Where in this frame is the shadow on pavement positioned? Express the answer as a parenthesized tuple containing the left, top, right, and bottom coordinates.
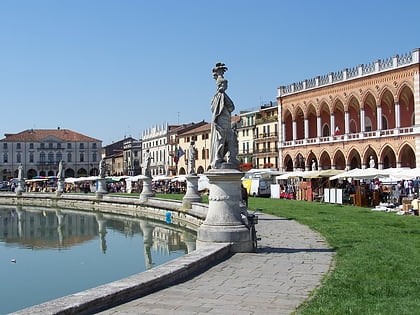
(257, 246, 335, 254)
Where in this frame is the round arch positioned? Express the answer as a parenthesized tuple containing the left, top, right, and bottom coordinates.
(27, 169, 37, 179)
(295, 106, 305, 140)
(347, 148, 362, 169)
(319, 101, 330, 137)
(333, 150, 346, 170)
(283, 108, 293, 141)
(398, 143, 415, 168)
(379, 87, 395, 129)
(65, 168, 75, 178)
(197, 166, 204, 174)
(77, 168, 87, 177)
(294, 153, 305, 170)
(283, 154, 294, 171)
(179, 167, 186, 175)
(90, 168, 99, 176)
(319, 151, 331, 170)
(307, 103, 317, 138)
(379, 145, 397, 169)
(332, 98, 345, 136)
(347, 95, 361, 133)
(398, 85, 414, 127)
(363, 147, 378, 169)
(306, 151, 317, 171)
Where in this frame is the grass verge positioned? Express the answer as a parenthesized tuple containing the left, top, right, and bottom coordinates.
(246, 198, 420, 315)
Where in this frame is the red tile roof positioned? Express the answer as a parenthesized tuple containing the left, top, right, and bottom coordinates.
(0, 129, 101, 142)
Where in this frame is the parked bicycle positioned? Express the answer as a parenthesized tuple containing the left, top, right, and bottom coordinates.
(247, 208, 261, 250)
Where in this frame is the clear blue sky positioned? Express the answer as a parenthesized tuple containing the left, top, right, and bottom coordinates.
(1, 0, 419, 145)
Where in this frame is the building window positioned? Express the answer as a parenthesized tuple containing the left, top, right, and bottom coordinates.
(92, 143, 97, 149)
(40, 143, 45, 149)
(57, 143, 61, 149)
(48, 152, 54, 163)
(67, 153, 72, 162)
(56, 152, 62, 162)
(92, 152, 97, 162)
(40, 152, 45, 163)
(67, 143, 72, 149)
(49, 142, 53, 149)
(80, 143, 84, 149)
(80, 153, 84, 162)
(29, 143, 34, 149)
(134, 150, 138, 157)
(29, 153, 34, 163)
(16, 143, 21, 149)
(3, 143, 7, 149)
(16, 153, 21, 163)
(3, 153, 8, 163)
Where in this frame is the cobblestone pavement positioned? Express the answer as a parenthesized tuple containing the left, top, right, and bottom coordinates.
(99, 212, 334, 315)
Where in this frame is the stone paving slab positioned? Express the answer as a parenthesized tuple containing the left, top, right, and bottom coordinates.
(99, 213, 334, 315)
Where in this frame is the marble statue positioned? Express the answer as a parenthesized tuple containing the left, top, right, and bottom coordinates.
(369, 156, 375, 168)
(312, 159, 316, 171)
(188, 141, 197, 175)
(143, 149, 152, 177)
(99, 159, 106, 178)
(18, 164, 23, 180)
(210, 62, 239, 169)
(58, 160, 64, 179)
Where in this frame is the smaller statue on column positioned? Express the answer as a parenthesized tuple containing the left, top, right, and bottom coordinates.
(188, 141, 197, 175)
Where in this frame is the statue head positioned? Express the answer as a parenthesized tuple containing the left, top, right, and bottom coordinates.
(212, 62, 228, 79)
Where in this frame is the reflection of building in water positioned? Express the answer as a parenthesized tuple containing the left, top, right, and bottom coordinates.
(0, 207, 97, 249)
(152, 227, 188, 254)
(0, 206, 196, 265)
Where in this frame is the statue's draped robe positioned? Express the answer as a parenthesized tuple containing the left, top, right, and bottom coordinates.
(210, 89, 235, 168)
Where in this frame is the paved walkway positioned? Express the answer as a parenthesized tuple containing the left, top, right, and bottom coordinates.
(99, 212, 334, 315)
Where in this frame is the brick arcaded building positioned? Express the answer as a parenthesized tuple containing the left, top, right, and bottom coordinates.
(0, 128, 102, 180)
(277, 48, 420, 171)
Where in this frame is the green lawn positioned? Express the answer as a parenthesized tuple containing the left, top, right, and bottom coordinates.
(156, 194, 420, 314)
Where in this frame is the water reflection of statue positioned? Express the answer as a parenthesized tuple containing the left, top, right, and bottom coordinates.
(143, 149, 152, 177)
(188, 141, 197, 175)
(369, 156, 375, 168)
(99, 159, 106, 178)
(210, 62, 239, 169)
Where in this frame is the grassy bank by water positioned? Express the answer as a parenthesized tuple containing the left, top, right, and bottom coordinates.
(157, 194, 420, 314)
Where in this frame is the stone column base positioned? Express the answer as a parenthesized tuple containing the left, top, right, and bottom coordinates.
(182, 175, 202, 209)
(197, 166, 252, 253)
(140, 177, 154, 202)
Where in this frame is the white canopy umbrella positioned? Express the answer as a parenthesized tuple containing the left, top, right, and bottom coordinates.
(330, 168, 389, 181)
(126, 174, 149, 182)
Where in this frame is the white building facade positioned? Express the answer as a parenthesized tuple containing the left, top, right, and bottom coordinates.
(0, 128, 102, 180)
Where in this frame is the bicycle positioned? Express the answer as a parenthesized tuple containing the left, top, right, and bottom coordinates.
(247, 208, 261, 250)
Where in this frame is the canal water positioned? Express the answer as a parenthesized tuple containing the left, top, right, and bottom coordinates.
(0, 205, 196, 314)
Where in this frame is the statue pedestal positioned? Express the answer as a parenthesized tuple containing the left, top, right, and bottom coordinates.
(96, 178, 108, 196)
(15, 180, 25, 196)
(182, 175, 202, 209)
(197, 166, 252, 253)
(140, 177, 154, 202)
(56, 179, 65, 196)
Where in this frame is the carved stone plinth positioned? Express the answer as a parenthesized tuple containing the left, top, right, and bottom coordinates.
(196, 166, 252, 252)
(15, 180, 25, 196)
(140, 177, 154, 203)
(96, 178, 108, 195)
(182, 175, 202, 209)
(56, 179, 65, 196)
